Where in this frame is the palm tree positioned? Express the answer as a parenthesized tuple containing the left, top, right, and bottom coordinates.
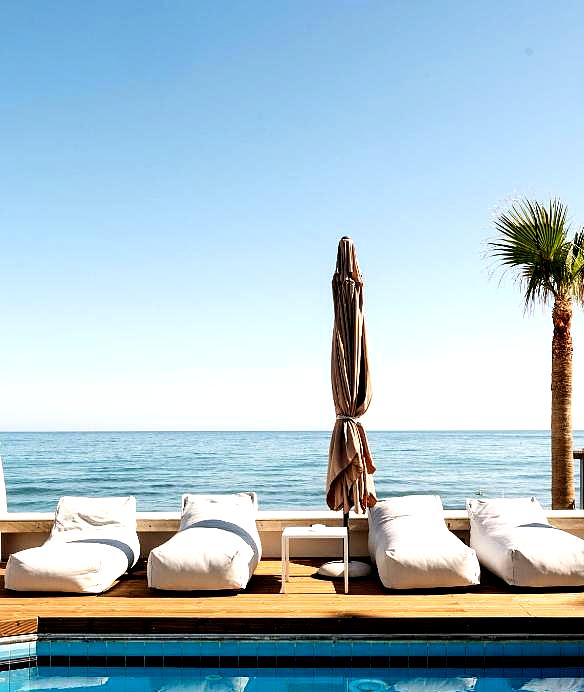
(488, 199, 584, 509)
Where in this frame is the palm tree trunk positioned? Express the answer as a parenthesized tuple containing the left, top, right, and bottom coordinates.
(551, 295, 575, 509)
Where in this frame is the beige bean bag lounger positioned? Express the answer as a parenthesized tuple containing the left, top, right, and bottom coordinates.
(467, 496, 584, 587)
(147, 492, 261, 591)
(5, 496, 139, 593)
(368, 495, 480, 589)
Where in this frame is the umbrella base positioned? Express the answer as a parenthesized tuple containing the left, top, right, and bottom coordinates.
(318, 560, 371, 579)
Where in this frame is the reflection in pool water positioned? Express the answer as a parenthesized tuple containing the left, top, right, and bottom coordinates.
(2, 668, 584, 692)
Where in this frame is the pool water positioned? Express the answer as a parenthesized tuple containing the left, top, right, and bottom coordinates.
(3, 666, 584, 692)
(2, 638, 584, 692)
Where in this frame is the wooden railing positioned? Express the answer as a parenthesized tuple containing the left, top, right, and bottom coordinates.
(1, 510, 584, 559)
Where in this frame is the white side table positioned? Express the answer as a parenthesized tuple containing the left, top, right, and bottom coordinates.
(280, 525, 348, 594)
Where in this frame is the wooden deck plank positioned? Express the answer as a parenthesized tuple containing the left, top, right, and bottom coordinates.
(1, 560, 584, 636)
(0, 618, 37, 636)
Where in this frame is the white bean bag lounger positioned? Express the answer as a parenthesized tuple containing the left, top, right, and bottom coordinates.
(5, 496, 139, 593)
(467, 496, 584, 587)
(368, 495, 480, 589)
(147, 492, 261, 591)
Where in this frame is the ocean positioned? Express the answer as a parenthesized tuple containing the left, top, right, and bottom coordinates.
(0, 430, 582, 512)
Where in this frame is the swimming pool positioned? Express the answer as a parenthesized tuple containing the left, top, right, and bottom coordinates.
(1, 637, 584, 692)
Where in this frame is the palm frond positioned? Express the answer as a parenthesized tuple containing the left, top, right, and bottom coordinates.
(569, 227, 584, 305)
(488, 198, 572, 310)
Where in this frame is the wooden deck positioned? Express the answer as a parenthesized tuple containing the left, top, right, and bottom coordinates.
(2, 560, 584, 638)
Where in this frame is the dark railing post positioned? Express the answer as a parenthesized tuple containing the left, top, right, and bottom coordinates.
(573, 450, 584, 509)
(343, 510, 350, 559)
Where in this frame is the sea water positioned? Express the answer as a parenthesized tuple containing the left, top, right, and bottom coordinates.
(0, 430, 581, 512)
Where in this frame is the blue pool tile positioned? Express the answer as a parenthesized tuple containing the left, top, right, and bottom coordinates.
(86, 640, 109, 656)
(36, 641, 50, 657)
(293, 641, 314, 657)
(521, 641, 541, 658)
(180, 640, 202, 657)
(124, 640, 145, 657)
(281, 641, 298, 657)
(2, 645, 16, 662)
(502, 642, 522, 657)
(105, 639, 126, 657)
(109, 640, 128, 657)
(160, 641, 182, 657)
(9, 643, 29, 661)
(408, 641, 428, 658)
(349, 641, 371, 657)
(198, 640, 221, 657)
(217, 640, 239, 657)
(388, 641, 409, 657)
(142, 640, 165, 657)
(365, 641, 381, 656)
(465, 641, 484, 658)
(368, 641, 388, 656)
(20, 642, 36, 658)
(66, 640, 88, 658)
(483, 641, 504, 657)
(540, 641, 559, 658)
(313, 640, 334, 657)
(47, 640, 70, 657)
(561, 642, 580, 657)
(446, 641, 466, 658)
(353, 639, 371, 656)
(256, 640, 278, 657)
(428, 641, 447, 657)
(333, 640, 352, 657)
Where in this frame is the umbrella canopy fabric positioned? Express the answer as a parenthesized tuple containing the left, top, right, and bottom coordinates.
(326, 237, 376, 515)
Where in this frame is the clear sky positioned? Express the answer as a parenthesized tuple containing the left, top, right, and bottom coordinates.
(1, 1, 584, 431)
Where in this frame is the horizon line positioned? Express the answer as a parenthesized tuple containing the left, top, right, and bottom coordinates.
(0, 428, 561, 434)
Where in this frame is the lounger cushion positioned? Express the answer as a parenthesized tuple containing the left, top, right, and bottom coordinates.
(368, 495, 480, 589)
(147, 492, 261, 591)
(467, 496, 584, 587)
(4, 496, 139, 593)
(50, 495, 136, 536)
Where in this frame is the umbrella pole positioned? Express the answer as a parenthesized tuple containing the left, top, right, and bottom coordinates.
(343, 510, 350, 559)
(346, 508, 370, 577)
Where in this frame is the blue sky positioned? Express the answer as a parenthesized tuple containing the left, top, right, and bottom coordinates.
(1, 1, 584, 430)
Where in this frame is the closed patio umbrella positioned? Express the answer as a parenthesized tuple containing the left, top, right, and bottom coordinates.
(321, 236, 376, 577)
